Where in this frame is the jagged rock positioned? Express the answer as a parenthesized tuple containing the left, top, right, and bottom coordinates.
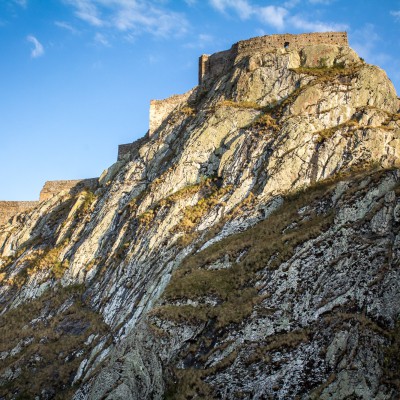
(0, 32, 400, 399)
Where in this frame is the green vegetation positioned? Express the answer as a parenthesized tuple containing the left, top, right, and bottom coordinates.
(0, 285, 109, 399)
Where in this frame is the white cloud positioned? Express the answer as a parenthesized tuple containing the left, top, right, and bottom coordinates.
(55, 20, 79, 34)
(185, 33, 214, 49)
(64, 0, 188, 38)
(283, 0, 300, 8)
(94, 32, 110, 46)
(27, 35, 44, 58)
(13, 0, 27, 8)
(208, 0, 345, 32)
(391, 10, 400, 20)
(350, 24, 391, 67)
(258, 6, 288, 30)
(209, 0, 254, 19)
(66, 0, 103, 26)
(308, 0, 334, 4)
(289, 15, 347, 32)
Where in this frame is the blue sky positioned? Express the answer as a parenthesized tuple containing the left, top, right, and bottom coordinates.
(0, 0, 399, 200)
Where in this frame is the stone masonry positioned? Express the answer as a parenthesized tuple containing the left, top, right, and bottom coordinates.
(1, 32, 350, 226)
(199, 31, 348, 84)
(0, 201, 39, 226)
(39, 179, 98, 202)
(150, 32, 348, 136)
(0, 179, 98, 226)
(117, 137, 147, 161)
(149, 88, 196, 136)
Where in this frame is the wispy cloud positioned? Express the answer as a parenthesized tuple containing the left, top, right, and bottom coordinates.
(308, 0, 335, 4)
(64, 0, 188, 38)
(209, 0, 253, 19)
(94, 32, 110, 46)
(185, 33, 214, 49)
(350, 24, 391, 66)
(289, 15, 347, 32)
(66, 0, 103, 26)
(13, 0, 27, 8)
(391, 10, 400, 20)
(258, 6, 288, 30)
(55, 20, 79, 34)
(208, 0, 345, 32)
(27, 35, 44, 58)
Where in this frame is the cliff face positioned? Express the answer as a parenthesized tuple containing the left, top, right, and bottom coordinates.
(0, 36, 400, 399)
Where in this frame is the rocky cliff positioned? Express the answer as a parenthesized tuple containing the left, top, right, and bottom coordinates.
(1, 34, 400, 399)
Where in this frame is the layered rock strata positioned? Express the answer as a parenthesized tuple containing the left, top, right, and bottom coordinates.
(0, 33, 399, 399)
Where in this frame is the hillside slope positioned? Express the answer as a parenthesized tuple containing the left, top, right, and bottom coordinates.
(1, 35, 400, 399)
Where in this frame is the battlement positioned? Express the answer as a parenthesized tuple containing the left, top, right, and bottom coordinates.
(0, 201, 39, 225)
(199, 31, 348, 84)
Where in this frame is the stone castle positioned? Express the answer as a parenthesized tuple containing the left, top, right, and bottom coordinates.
(0, 31, 348, 225)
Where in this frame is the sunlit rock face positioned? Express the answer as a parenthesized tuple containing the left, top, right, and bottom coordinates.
(1, 32, 400, 399)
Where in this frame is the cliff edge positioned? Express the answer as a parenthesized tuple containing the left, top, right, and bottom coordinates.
(1, 32, 400, 399)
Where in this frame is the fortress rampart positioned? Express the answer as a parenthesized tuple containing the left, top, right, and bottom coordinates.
(117, 136, 147, 161)
(149, 88, 196, 136)
(0, 179, 98, 226)
(0, 201, 39, 226)
(1, 32, 350, 225)
(39, 179, 98, 202)
(199, 31, 348, 84)
(149, 32, 348, 134)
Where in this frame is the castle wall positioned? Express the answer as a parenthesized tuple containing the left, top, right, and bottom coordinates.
(199, 31, 348, 84)
(39, 179, 98, 202)
(117, 137, 147, 160)
(236, 32, 348, 55)
(0, 201, 39, 226)
(149, 89, 195, 136)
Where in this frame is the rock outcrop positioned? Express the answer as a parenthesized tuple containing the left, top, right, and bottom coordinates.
(0, 32, 400, 399)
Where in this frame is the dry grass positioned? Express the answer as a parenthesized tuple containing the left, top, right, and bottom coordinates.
(314, 119, 359, 143)
(291, 62, 362, 79)
(79, 190, 97, 215)
(180, 106, 196, 117)
(154, 175, 339, 332)
(0, 284, 108, 399)
(218, 100, 263, 110)
(156, 168, 396, 398)
(244, 329, 310, 365)
(249, 112, 279, 132)
(177, 183, 232, 232)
